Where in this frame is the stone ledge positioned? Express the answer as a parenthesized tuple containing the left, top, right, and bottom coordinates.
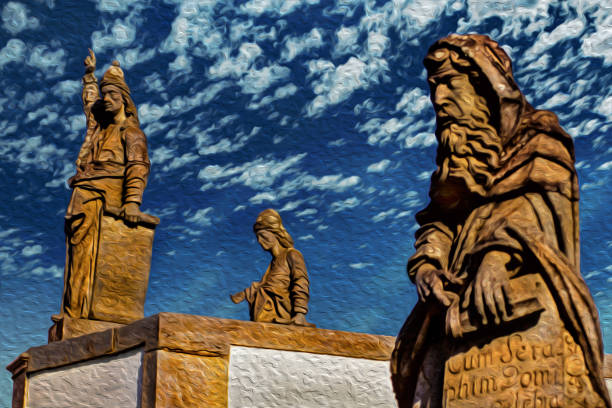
(8, 313, 395, 377)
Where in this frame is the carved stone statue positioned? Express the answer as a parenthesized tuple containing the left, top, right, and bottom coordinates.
(231, 209, 315, 327)
(391, 35, 610, 407)
(60, 50, 158, 326)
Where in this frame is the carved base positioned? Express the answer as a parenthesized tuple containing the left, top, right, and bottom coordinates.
(436, 274, 606, 407)
(48, 315, 123, 342)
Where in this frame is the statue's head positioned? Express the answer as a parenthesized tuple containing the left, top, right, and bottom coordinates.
(253, 209, 294, 251)
(423, 34, 527, 208)
(99, 61, 139, 125)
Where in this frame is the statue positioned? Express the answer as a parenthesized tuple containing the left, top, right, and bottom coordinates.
(231, 209, 315, 327)
(391, 35, 610, 407)
(60, 50, 158, 326)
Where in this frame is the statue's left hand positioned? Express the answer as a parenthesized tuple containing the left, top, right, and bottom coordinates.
(120, 202, 144, 224)
(469, 250, 512, 326)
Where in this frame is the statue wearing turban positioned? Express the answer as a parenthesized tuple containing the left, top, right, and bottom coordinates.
(61, 50, 150, 319)
(391, 35, 610, 407)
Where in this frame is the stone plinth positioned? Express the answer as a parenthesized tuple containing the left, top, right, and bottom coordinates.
(48, 315, 124, 343)
(8, 313, 397, 407)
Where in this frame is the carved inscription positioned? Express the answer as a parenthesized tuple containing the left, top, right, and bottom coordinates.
(444, 333, 565, 406)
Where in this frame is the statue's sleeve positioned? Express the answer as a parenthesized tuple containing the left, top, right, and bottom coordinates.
(123, 127, 150, 205)
(407, 221, 454, 282)
(287, 249, 310, 314)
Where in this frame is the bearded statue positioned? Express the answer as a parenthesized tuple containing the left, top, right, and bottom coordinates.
(391, 34, 610, 407)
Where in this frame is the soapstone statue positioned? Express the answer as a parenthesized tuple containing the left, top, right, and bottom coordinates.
(231, 209, 315, 327)
(391, 34, 610, 407)
(60, 50, 158, 325)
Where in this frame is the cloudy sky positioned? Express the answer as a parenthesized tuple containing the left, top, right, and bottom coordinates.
(0, 0, 611, 402)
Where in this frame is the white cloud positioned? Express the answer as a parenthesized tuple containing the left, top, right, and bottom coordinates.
(596, 95, 612, 119)
(541, 92, 570, 109)
(163, 152, 199, 171)
(30, 265, 63, 278)
(349, 262, 373, 270)
(395, 88, 430, 115)
(92, 17, 137, 52)
(367, 159, 391, 173)
(50, 80, 80, 102)
(96, 0, 131, 13)
(238, 64, 291, 96)
(281, 28, 324, 61)
(2, 2, 39, 34)
(247, 83, 298, 110)
(0, 38, 26, 67)
(333, 25, 360, 57)
(21, 244, 43, 257)
(581, 14, 612, 65)
(372, 208, 397, 222)
(298, 234, 315, 241)
(296, 208, 317, 217)
(198, 153, 307, 191)
(199, 127, 261, 156)
(240, 0, 320, 17)
(116, 46, 156, 70)
(138, 81, 230, 124)
(209, 42, 262, 79)
(329, 197, 360, 213)
(27, 45, 66, 78)
(523, 18, 585, 62)
(185, 207, 214, 227)
(307, 56, 387, 117)
(366, 31, 389, 58)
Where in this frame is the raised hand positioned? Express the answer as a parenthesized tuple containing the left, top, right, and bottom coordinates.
(84, 48, 96, 73)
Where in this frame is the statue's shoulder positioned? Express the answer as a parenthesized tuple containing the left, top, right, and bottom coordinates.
(286, 248, 305, 264)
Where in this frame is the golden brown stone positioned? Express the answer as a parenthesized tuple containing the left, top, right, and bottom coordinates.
(154, 350, 228, 407)
(48, 315, 123, 342)
(61, 49, 158, 324)
(231, 209, 314, 327)
(89, 214, 155, 324)
(391, 34, 611, 407)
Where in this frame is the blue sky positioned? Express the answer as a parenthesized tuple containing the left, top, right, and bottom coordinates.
(0, 0, 611, 404)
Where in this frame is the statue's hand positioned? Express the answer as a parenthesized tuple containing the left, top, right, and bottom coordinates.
(84, 48, 96, 73)
(230, 291, 246, 304)
(291, 312, 315, 327)
(471, 251, 511, 326)
(415, 266, 451, 307)
(120, 202, 143, 224)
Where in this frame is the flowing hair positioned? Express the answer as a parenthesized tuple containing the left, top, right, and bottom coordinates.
(253, 209, 294, 249)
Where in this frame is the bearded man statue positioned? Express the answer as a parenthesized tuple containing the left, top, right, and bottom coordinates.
(391, 34, 610, 408)
(61, 50, 151, 320)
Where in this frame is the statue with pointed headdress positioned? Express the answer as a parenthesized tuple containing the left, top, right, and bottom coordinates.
(391, 35, 610, 407)
(61, 50, 153, 320)
(231, 209, 315, 327)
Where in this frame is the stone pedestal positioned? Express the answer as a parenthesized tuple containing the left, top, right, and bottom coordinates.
(8, 313, 398, 407)
(48, 315, 123, 343)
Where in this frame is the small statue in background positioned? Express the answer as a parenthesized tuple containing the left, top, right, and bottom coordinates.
(231, 209, 315, 327)
(61, 50, 157, 324)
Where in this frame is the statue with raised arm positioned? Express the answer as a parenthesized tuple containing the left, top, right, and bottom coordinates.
(59, 50, 157, 328)
(231, 209, 315, 327)
(391, 35, 610, 407)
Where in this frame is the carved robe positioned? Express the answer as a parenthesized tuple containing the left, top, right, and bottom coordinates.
(62, 72, 149, 319)
(245, 247, 310, 323)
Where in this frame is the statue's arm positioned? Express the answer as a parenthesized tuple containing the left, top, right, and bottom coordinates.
(407, 221, 453, 281)
(123, 127, 150, 205)
(287, 249, 310, 315)
(82, 49, 99, 120)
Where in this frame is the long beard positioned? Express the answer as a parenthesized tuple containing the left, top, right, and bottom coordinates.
(431, 117, 502, 210)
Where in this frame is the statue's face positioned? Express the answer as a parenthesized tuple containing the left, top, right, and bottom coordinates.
(100, 85, 124, 115)
(430, 70, 478, 126)
(256, 230, 278, 252)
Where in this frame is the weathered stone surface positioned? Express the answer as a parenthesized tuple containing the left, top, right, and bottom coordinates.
(391, 34, 611, 407)
(26, 348, 142, 408)
(48, 315, 123, 342)
(90, 214, 155, 324)
(155, 350, 228, 407)
(228, 346, 397, 407)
